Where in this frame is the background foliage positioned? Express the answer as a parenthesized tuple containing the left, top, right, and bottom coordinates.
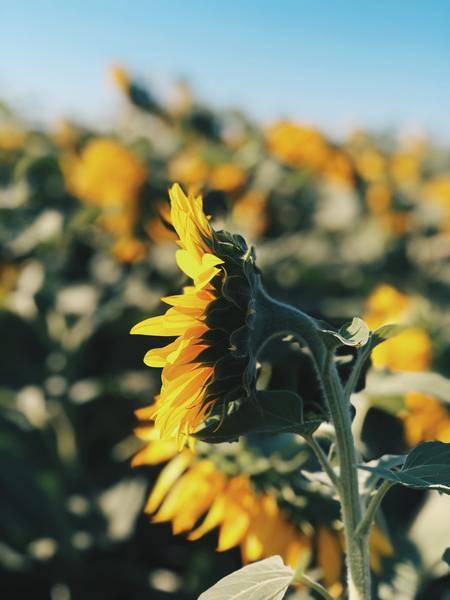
(0, 68, 449, 599)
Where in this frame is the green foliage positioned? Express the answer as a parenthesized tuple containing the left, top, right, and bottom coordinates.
(359, 442, 450, 494)
(198, 556, 293, 600)
(1, 67, 450, 599)
(194, 390, 323, 443)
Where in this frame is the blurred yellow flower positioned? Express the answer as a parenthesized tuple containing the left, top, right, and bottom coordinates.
(365, 183, 391, 216)
(63, 138, 147, 237)
(379, 211, 410, 236)
(365, 284, 431, 371)
(232, 190, 268, 238)
(133, 424, 392, 588)
(422, 175, 450, 230)
(322, 150, 354, 186)
(133, 425, 311, 569)
(113, 237, 147, 263)
(266, 121, 330, 172)
(391, 152, 421, 186)
(369, 527, 394, 574)
(371, 327, 432, 372)
(401, 392, 450, 446)
(209, 163, 246, 193)
(355, 148, 386, 183)
(168, 152, 209, 191)
(0, 263, 19, 305)
(316, 526, 342, 587)
(0, 122, 26, 150)
(364, 284, 410, 330)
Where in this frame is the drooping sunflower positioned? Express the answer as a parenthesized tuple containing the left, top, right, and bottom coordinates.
(132, 424, 393, 594)
(131, 184, 260, 443)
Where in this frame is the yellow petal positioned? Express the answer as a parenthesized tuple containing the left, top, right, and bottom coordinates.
(217, 508, 250, 551)
(144, 450, 193, 513)
(132, 436, 179, 467)
(188, 494, 227, 540)
(130, 307, 199, 337)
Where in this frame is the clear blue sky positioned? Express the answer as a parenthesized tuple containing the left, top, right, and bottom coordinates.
(1, 1, 450, 139)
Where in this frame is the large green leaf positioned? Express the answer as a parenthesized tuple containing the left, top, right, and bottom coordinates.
(359, 454, 406, 495)
(194, 390, 323, 443)
(358, 441, 450, 494)
(198, 555, 293, 600)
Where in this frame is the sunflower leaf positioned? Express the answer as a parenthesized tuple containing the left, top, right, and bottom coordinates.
(358, 441, 450, 494)
(194, 390, 323, 443)
(198, 555, 293, 600)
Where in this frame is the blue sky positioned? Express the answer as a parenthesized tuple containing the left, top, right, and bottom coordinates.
(1, 1, 450, 139)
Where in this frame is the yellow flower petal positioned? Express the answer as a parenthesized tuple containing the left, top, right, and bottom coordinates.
(144, 450, 193, 514)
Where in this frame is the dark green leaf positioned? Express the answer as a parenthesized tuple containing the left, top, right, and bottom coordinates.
(194, 390, 323, 443)
(358, 441, 450, 494)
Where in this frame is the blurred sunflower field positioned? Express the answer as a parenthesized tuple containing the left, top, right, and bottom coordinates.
(1, 66, 450, 600)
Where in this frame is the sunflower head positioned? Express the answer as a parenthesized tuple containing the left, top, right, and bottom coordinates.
(131, 184, 261, 443)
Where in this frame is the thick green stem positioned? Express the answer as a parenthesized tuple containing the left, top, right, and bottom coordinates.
(321, 355, 371, 600)
(260, 292, 371, 599)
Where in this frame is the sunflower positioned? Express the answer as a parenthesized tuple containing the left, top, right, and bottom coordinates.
(131, 184, 260, 443)
(133, 425, 392, 593)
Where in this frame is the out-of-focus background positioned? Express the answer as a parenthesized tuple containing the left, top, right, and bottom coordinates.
(1, 2, 450, 599)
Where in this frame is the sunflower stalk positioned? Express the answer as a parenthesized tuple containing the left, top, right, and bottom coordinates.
(264, 297, 372, 599)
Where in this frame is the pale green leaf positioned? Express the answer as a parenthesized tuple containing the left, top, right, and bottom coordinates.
(358, 441, 450, 494)
(198, 555, 294, 600)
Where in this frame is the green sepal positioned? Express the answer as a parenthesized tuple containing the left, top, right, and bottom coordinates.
(194, 389, 324, 443)
(319, 317, 370, 348)
(358, 441, 450, 494)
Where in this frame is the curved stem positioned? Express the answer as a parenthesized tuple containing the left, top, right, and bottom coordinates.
(296, 573, 336, 600)
(356, 480, 395, 538)
(304, 434, 341, 491)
